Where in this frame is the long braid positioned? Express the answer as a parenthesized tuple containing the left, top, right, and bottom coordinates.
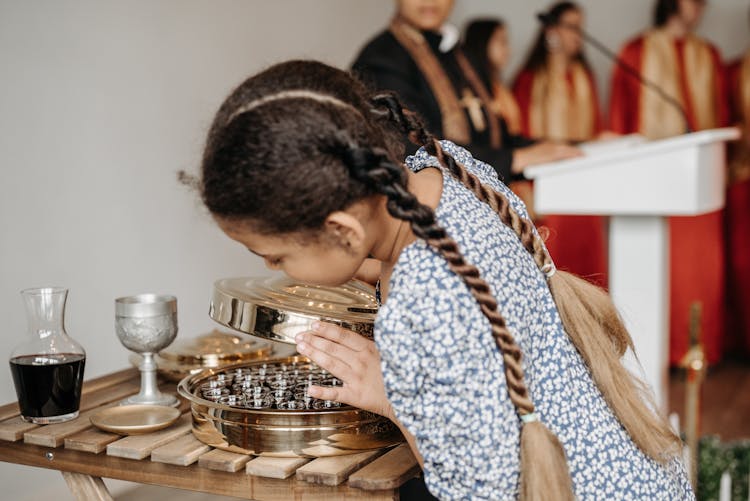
(368, 94, 577, 500)
(336, 142, 536, 415)
(369, 92, 682, 470)
(370, 94, 552, 271)
(337, 137, 578, 499)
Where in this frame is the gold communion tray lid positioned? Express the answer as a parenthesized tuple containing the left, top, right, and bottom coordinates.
(130, 329, 274, 382)
(208, 277, 378, 344)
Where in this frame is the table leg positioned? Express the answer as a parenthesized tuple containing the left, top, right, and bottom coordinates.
(62, 471, 113, 501)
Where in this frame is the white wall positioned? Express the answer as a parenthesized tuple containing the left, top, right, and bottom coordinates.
(0, 1, 747, 499)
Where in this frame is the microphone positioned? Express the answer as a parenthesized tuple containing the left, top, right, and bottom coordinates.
(536, 12, 693, 134)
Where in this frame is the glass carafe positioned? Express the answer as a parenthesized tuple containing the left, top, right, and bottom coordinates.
(10, 287, 86, 423)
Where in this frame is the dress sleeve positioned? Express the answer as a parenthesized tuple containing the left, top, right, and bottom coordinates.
(376, 284, 489, 498)
(459, 143, 514, 182)
(438, 141, 535, 222)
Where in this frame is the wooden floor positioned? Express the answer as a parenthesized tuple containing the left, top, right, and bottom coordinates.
(668, 360, 750, 441)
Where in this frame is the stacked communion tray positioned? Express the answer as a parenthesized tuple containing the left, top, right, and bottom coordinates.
(178, 277, 403, 457)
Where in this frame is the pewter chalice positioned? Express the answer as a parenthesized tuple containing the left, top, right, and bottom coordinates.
(115, 294, 179, 407)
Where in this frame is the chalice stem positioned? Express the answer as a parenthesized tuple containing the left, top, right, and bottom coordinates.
(139, 352, 162, 401)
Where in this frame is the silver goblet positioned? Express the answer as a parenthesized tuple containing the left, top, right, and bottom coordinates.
(115, 294, 179, 407)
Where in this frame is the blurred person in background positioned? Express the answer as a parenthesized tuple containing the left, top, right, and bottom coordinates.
(351, 0, 581, 184)
(513, 2, 603, 143)
(608, 0, 729, 366)
(512, 2, 607, 287)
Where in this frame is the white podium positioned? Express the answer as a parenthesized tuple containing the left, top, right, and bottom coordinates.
(524, 128, 740, 408)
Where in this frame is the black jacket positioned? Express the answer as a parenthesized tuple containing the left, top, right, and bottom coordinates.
(351, 29, 534, 182)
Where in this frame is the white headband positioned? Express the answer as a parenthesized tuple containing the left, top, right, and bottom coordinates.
(226, 89, 363, 123)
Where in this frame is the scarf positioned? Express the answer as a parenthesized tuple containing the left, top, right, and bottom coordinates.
(389, 17, 501, 148)
(639, 29, 718, 139)
(527, 61, 596, 142)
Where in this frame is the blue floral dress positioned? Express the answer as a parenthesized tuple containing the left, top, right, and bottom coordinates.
(374, 141, 694, 500)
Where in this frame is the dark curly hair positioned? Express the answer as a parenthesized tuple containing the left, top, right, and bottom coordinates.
(518, 2, 591, 74)
(462, 19, 506, 96)
(654, 0, 680, 27)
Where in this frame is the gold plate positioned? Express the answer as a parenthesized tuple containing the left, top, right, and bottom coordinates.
(159, 329, 272, 365)
(209, 277, 377, 344)
(130, 330, 275, 382)
(90, 405, 181, 435)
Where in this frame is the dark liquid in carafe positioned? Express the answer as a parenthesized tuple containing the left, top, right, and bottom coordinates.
(10, 353, 85, 418)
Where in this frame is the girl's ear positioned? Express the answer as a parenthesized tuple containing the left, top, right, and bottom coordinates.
(324, 211, 367, 254)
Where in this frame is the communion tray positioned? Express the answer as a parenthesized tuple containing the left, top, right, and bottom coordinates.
(177, 356, 403, 458)
(131, 330, 274, 382)
(208, 277, 377, 344)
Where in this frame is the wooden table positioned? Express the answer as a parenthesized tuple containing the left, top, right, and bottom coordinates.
(0, 369, 419, 500)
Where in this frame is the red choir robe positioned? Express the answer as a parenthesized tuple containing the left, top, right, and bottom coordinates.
(726, 51, 750, 356)
(513, 62, 609, 288)
(609, 30, 729, 365)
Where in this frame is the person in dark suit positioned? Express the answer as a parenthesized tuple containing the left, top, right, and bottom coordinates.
(351, 0, 580, 182)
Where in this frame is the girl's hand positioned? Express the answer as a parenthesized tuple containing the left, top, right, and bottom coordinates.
(294, 322, 394, 420)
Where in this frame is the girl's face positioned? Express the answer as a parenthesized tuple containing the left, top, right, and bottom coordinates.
(487, 26, 510, 72)
(216, 215, 371, 287)
(678, 0, 706, 30)
(549, 9, 583, 58)
(396, 0, 455, 31)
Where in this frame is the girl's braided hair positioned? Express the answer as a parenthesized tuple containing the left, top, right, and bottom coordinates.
(196, 60, 680, 500)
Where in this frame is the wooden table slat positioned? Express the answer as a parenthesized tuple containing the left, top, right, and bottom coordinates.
(0, 416, 40, 442)
(150, 433, 210, 466)
(245, 456, 311, 479)
(62, 385, 187, 453)
(78, 380, 143, 412)
(106, 414, 191, 460)
(24, 405, 117, 448)
(198, 449, 252, 473)
(64, 427, 120, 454)
(79, 368, 140, 401)
(348, 444, 419, 491)
(295, 449, 383, 486)
(0, 402, 20, 422)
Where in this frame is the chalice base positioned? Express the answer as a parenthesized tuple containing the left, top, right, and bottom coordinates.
(121, 392, 179, 407)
